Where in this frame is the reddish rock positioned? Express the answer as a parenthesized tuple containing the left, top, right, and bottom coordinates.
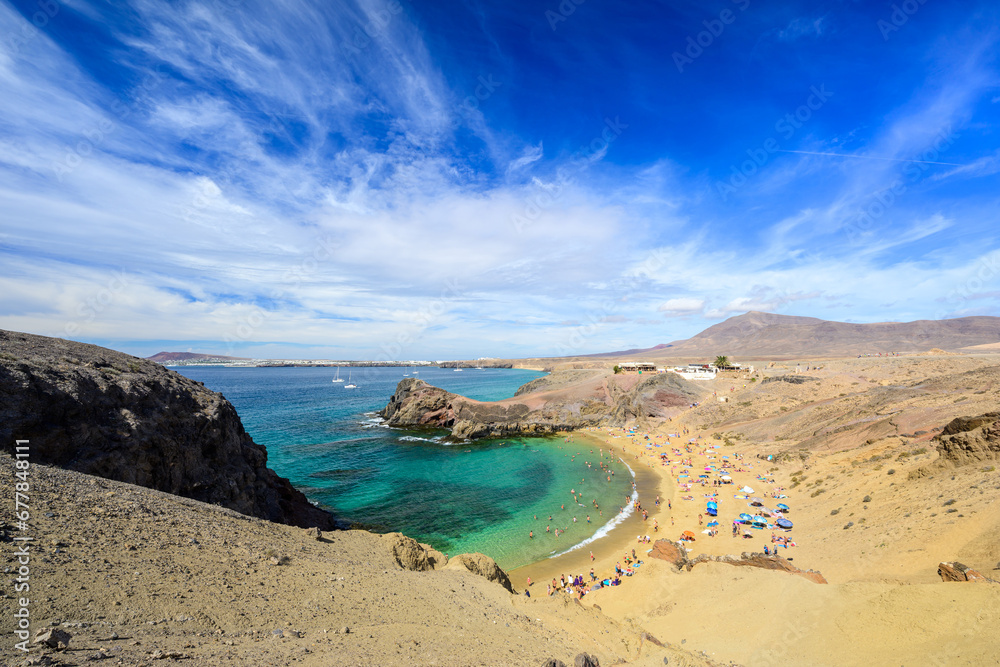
(649, 539, 687, 567)
(721, 554, 828, 584)
(938, 561, 996, 583)
(650, 540, 827, 583)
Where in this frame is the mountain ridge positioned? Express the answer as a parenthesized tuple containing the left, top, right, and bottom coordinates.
(613, 311, 1000, 360)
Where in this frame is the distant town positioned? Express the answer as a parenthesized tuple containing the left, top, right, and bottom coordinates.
(146, 351, 509, 368)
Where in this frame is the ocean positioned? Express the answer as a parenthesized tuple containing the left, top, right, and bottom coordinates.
(173, 365, 635, 570)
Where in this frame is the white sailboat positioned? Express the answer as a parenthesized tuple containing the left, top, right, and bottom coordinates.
(344, 370, 357, 389)
(332, 366, 344, 383)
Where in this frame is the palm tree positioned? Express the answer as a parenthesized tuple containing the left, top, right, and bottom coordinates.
(714, 355, 729, 369)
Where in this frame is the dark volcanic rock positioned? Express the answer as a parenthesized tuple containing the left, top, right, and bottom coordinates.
(0, 329, 335, 529)
(381, 372, 705, 440)
(379, 378, 584, 439)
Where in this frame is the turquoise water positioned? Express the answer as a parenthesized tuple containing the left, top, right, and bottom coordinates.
(173, 365, 634, 569)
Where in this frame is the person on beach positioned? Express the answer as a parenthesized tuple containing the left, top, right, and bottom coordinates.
(590, 551, 595, 561)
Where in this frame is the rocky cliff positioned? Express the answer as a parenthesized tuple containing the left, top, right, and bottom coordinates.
(380, 371, 706, 439)
(0, 329, 335, 529)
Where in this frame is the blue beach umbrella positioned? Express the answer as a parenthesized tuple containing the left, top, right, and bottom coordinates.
(776, 518, 793, 529)
(739, 513, 753, 522)
(776, 503, 790, 511)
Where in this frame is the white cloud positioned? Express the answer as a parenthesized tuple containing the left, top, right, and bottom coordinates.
(658, 298, 705, 315)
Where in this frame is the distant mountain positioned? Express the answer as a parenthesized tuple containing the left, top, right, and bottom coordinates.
(147, 351, 250, 362)
(617, 311, 1000, 360)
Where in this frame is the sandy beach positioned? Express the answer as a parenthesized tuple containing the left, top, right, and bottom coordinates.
(515, 355, 1000, 665)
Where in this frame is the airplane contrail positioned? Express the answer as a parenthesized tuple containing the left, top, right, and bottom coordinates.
(776, 149, 964, 167)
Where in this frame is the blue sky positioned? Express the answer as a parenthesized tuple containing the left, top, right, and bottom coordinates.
(1, 0, 998, 360)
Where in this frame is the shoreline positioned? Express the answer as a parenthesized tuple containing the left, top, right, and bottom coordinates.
(509, 427, 675, 592)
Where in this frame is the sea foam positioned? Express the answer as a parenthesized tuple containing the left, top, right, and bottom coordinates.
(551, 457, 639, 558)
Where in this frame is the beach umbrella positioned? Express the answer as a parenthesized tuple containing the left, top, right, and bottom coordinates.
(739, 513, 752, 521)
(707, 501, 718, 508)
(776, 503, 789, 511)
(721, 475, 732, 481)
(741, 486, 754, 493)
(752, 516, 768, 525)
(776, 518, 793, 529)
(750, 497, 764, 506)
(681, 530, 695, 539)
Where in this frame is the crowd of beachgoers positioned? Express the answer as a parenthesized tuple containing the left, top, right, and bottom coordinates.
(525, 421, 800, 599)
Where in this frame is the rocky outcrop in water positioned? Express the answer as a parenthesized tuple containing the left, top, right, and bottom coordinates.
(380, 372, 705, 440)
(0, 329, 336, 529)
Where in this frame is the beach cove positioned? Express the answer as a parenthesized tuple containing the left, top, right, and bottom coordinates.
(172, 365, 641, 570)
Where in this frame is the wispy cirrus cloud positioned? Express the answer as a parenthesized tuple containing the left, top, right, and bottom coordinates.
(1, 0, 998, 358)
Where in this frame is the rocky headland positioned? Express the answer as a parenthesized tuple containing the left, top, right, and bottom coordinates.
(380, 370, 707, 439)
(0, 329, 335, 529)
